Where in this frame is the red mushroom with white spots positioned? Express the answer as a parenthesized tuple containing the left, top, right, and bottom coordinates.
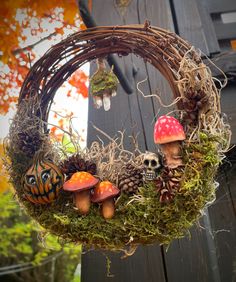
(154, 115, 186, 168)
(63, 171, 99, 215)
(91, 181, 120, 219)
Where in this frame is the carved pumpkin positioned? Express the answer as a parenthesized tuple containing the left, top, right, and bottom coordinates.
(22, 159, 64, 204)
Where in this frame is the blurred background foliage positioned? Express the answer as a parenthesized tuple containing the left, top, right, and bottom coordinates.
(0, 141, 81, 282)
(0, 1, 88, 280)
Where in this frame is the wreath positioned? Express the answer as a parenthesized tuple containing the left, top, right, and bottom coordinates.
(6, 24, 231, 253)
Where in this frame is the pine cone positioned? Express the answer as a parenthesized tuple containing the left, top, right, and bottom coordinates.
(60, 154, 97, 179)
(183, 88, 209, 124)
(118, 164, 143, 195)
(155, 167, 182, 203)
(17, 132, 42, 156)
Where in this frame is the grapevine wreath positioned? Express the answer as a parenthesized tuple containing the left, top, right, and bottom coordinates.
(7, 24, 231, 253)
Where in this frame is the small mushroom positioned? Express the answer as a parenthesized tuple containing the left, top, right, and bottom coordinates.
(90, 58, 118, 111)
(63, 172, 99, 215)
(154, 115, 186, 168)
(91, 181, 120, 219)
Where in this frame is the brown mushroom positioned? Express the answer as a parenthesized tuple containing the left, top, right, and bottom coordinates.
(91, 181, 120, 219)
(154, 115, 186, 168)
(63, 172, 99, 215)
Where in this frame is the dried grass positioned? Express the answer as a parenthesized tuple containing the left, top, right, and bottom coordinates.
(5, 24, 231, 252)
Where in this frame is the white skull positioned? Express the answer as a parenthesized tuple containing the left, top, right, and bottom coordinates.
(143, 152, 161, 181)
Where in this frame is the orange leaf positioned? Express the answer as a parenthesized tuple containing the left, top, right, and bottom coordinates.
(80, 22, 87, 31)
(55, 27, 64, 35)
(67, 90, 72, 97)
(68, 70, 88, 98)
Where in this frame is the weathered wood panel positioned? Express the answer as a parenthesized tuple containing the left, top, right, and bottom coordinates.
(197, 0, 220, 54)
(137, 1, 219, 282)
(172, 0, 210, 55)
(213, 21, 236, 40)
(221, 85, 236, 144)
(207, 150, 236, 282)
(207, 0, 236, 14)
(81, 1, 236, 282)
(82, 1, 172, 281)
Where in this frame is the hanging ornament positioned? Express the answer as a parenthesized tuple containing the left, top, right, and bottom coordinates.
(90, 58, 119, 111)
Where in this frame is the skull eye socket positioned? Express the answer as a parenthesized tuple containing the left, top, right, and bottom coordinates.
(151, 160, 158, 167)
(41, 169, 51, 183)
(144, 160, 150, 166)
(26, 175, 36, 186)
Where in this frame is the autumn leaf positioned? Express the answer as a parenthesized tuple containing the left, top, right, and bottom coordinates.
(68, 69, 88, 98)
(67, 89, 72, 97)
(63, 8, 77, 25)
(55, 27, 64, 35)
(0, 0, 84, 115)
(80, 22, 87, 31)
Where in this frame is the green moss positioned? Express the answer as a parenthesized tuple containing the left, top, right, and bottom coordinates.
(90, 69, 118, 96)
(8, 132, 222, 252)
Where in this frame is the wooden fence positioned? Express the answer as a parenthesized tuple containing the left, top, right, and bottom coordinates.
(81, 1, 236, 281)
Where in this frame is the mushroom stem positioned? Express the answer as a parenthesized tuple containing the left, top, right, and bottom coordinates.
(75, 190, 91, 215)
(101, 198, 115, 219)
(161, 141, 183, 168)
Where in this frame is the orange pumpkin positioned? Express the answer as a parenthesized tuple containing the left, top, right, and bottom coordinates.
(22, 159, 64, 204)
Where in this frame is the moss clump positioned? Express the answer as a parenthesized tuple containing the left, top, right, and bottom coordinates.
(90, 69, 118, 97)
(8, 132, 221, 252)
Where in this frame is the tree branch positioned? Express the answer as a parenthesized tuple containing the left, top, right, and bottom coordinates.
(12, 31, 57, 55)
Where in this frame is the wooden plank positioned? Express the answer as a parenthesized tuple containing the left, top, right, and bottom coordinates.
(207, 0, 236, 14)
(82, 1, 236, 282)
(172, 0, 210, 55)
(81, 245, 165, 282)
(139, 1, 220, 282)
(197, 0, 220, 54)
(207, 157, 236, 282)
(226, 149, 236, 212)
(164, 221, 220, 282)
(207, 52, 236, 75)
(123, 36, 156, 151)
(213, 21, 236, 40)
(121, 0, 154, 152)
(82, 1, 168, 281)
(137, 0, 176, 152)
(221, 85, 236, 144)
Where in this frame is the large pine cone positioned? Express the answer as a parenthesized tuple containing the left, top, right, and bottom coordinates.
(17, 132, 42, 156)
(60, 154, 97, 179)
(183, 88, 209, 124)
(118, 164, 143, 195)
(155, 167, 182, 203)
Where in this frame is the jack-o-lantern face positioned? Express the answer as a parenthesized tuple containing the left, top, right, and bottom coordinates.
(22, 159, 64, 204)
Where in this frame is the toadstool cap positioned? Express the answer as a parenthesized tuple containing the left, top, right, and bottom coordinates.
(154, 115, 186, 144)
(63, 172, 99, 192)
(91, 181, 120, 203)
